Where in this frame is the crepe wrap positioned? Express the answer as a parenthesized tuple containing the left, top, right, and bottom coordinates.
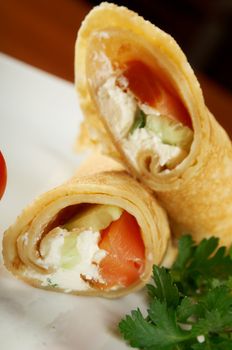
(75, 2, 232, 247)
(2, 155, 170, 298)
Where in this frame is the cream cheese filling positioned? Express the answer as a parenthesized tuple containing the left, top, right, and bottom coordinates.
(122, 128, 183, 168)
(97, 74, 185, 170)
(24, 228, 107, 292)
(97, 75, 136, 138)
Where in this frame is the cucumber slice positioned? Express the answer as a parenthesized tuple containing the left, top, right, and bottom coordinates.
(64, 204, 123, 232)
(146, 114, 193, 150)
(60, 232, 80, 269)
(61, 205, 123, 269)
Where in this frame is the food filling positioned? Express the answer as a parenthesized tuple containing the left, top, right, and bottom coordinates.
(97, 59, 193, 172)
(27, 204, 145, 292)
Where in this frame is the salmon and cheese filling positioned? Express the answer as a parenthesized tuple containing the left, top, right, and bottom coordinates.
(24, 204, 145, 292)
(3, 154, 170, 298)
(86, 32, 193, 173)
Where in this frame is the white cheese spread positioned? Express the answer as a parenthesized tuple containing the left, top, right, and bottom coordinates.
(96, 75, 184, 169)
(25, 229, 107, 292)
(43, 229, 65, 268)
(89, 51, 114, 89)
(122, 127, 182, 168)
(97, 76, 136, 138)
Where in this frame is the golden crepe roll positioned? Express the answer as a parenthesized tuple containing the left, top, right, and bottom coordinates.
(75, 2, 232, 247)
(2, 155, 170, 298)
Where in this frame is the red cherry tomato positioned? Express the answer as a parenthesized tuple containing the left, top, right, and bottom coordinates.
(0, 151, 7, 199)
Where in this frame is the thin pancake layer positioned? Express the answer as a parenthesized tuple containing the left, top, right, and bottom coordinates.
(75, 3, 232, 247)
(2, 155, 170, 298)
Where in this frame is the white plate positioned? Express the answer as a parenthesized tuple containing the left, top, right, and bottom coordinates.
(0, 54, 147, 350)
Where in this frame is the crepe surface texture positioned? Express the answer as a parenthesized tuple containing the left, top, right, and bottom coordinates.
(2, 154, 170, 298)
(75, 2, 232, 247)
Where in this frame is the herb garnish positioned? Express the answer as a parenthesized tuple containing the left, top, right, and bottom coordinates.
(130, 108, 146, 134)
(119, 235, 232, 349)
(46, 278, 58, 288)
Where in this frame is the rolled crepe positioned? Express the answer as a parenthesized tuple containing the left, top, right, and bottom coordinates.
(2, 155, 170, 298)
(75, 2, 232, 247)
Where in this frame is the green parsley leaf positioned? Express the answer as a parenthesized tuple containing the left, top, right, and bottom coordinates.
(192, 337, 232, 350)
(148, 300, 189, 347)
(119, 309, 163, 349)
(200, 285, 232, 314)
(172, 235, 194, 271)
(177, 297, 202, 323)
(119, 301, 189, 350)
(130, 108, 146, 134)
(119, 236, 232, 350)
(171, 236, 232, 296)
(147, 266, 179, 308)
(46, 278, 58, 288)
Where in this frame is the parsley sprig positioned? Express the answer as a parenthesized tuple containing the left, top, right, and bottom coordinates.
(119, 235, 232, 349)
(46, 278, 58, 288)
(130, 108, 146, 134)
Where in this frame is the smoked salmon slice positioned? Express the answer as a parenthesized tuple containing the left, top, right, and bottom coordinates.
(99, 211, 145, 287)
(123, 60, 192, 128)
